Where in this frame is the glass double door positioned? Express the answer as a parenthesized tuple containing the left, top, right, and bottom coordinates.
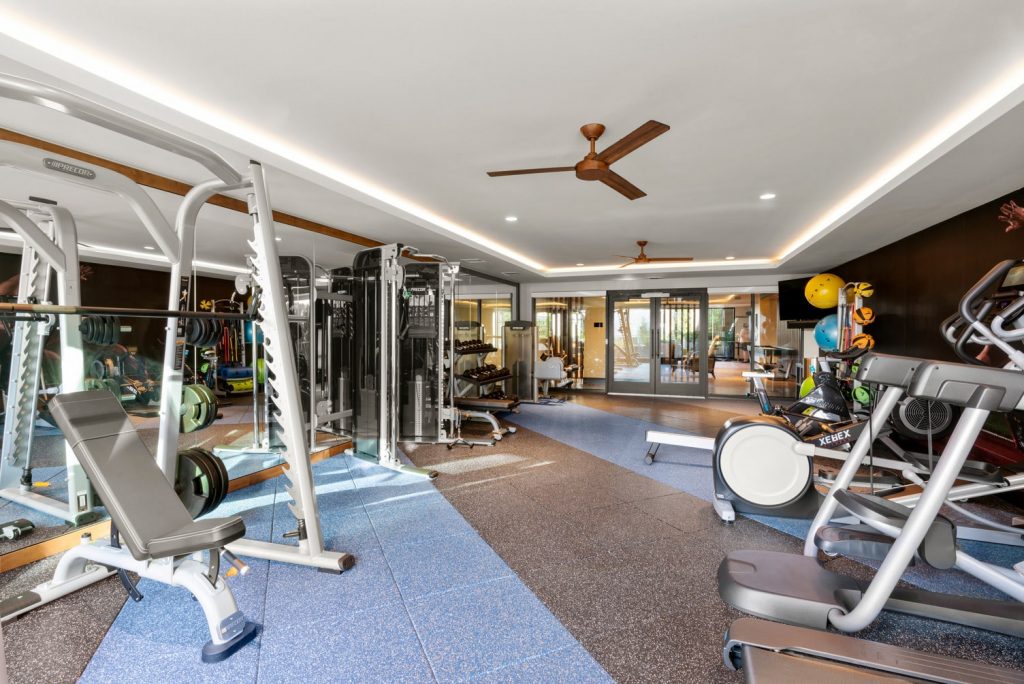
(607, 290, 708, 396)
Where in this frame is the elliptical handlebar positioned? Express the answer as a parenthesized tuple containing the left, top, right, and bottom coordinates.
(958, 259, 1016, 326)
(946, 258, 1024, 369)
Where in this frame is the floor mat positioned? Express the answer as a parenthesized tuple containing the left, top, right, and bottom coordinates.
(508, 402, 1023, 601)
(74, 454, 610, 684)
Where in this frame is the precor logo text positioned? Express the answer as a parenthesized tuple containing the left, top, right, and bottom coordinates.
(43, 158, 96, 180)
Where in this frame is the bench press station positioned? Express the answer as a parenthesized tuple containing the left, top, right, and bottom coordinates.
(2, 391, 258, 661)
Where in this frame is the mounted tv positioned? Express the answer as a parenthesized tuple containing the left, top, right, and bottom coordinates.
(777, 277, 823, 322)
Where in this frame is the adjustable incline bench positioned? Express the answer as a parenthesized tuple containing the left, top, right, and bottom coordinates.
(0, 391, 258, 662)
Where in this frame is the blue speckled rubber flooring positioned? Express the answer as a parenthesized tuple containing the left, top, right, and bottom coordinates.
(78, 453, 611, 683)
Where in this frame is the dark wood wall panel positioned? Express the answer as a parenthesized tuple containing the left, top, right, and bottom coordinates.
(0, 253, 235, 361)
(831, 188, 1024, 361)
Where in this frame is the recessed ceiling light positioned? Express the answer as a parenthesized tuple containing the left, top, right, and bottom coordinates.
(143, 245, 155, 250)
(759, 193, 776, 200)
(501, 271, 518, 276)
(725, 256, 736, 260)
(505, 216, 518, 222)
(576, 263, 585, 267)
(275, 236, 283, 241)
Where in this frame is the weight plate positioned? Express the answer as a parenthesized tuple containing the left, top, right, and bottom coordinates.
(79, 317, 94, 343)
(205, 449, 229, 513)
(174, 449, 217, 518)
(182, 448, 223, 516)
(109, 316, 120, 345)
(206, 318, 220, 347)
(196, 383, 217, 429)
(185, 318, 200, 345)
(180, 384, 203, 433)
(203, 450, 227, 515)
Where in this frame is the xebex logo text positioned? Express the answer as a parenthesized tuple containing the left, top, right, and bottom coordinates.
(817, 429, 852, 447)
(43, 158, 96, 180)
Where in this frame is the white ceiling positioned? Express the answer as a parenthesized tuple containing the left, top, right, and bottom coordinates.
(0, 2, 1023, 282)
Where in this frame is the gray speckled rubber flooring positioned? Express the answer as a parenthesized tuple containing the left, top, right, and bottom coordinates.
(2, 554, 127, 684)
(405, 415, 1024, 682)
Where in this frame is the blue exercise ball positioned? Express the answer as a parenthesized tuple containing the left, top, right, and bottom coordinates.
(814, 314, 840, 351)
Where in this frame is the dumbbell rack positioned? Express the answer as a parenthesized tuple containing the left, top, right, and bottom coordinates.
(453, 321, 520, 415)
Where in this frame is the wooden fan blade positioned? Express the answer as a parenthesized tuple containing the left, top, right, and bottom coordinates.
(487, 166, 575, 177)
(596, 120, 670, 165)
(601, 171, 646, 200)
(618, 261, 636, 268)
(643, 256, 694, 262)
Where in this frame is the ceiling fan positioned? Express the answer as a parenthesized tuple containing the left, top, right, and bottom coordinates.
(486, 120, 669, 200)
(617, 240, 693, 268)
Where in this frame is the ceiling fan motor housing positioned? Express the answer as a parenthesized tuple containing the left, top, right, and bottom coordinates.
(575, 158, 608, 181)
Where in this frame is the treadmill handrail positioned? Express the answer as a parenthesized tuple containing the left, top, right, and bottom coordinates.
(0, 73, 241, 185)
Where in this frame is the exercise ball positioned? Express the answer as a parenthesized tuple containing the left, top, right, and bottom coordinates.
(854, 282, 875, 298)
(851, 333, 876, 350)
(805, 273, 845, 309)
(852, 306, 875, 325)
(814, 314, 840, 351)
(799, 376, 816, 398)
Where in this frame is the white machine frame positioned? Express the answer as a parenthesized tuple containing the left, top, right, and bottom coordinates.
(0, 198, 90, 523)
(0, 73, 351, 572)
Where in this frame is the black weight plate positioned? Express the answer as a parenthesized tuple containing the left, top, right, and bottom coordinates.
(184, 448, 223, 516)
(208, 318, 222, 347)
(174, 449, 216, 519)
(212, 319, 225, 347)
(79, 317, 94, 343)
(203, 448, 229, 513)
(184, 318, 199, 345)
(200, 449, 228, 515)
(109, 316, 120, 345)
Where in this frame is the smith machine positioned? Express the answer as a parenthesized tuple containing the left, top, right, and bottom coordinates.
(0, 73, 353, 577)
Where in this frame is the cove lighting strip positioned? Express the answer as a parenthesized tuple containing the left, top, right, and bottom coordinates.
(776, 59, 1024, 261)
(0, 231, 247, 274)
(3, 10, 1024, 276)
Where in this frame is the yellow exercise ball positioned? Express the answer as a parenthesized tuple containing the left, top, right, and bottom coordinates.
(805, 273, 846, 309)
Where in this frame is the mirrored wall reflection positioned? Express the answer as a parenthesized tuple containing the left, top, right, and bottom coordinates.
(753, 293, 801, 399)
(533, 295, 607, 392)
(706, 291, 801, 398)
(453, 271, 514, 367)
(0, 223, 359, 562)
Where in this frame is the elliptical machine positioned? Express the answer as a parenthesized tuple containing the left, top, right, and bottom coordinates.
(710, 287, 1006, 523)
(717, 261, 1024, 680)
